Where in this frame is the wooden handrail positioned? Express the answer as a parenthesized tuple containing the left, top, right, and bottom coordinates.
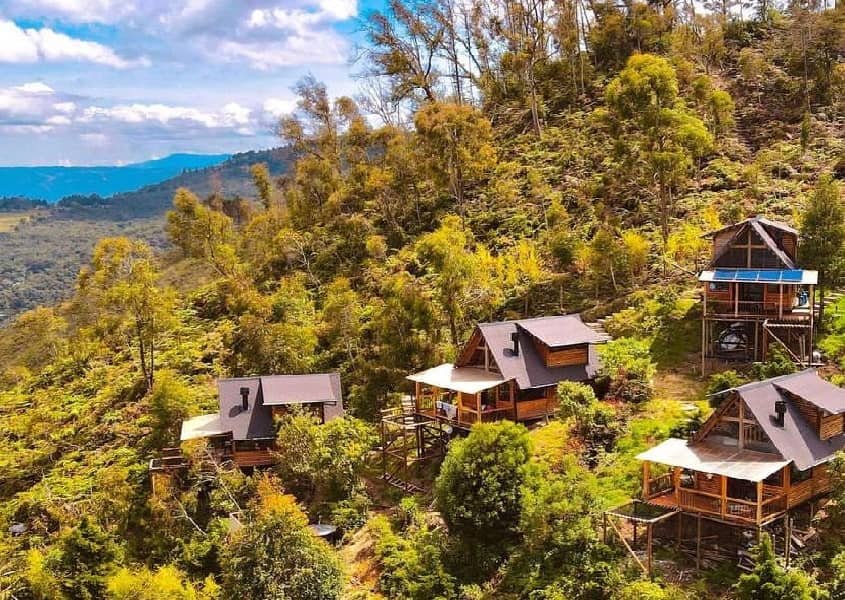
(679, 487, 757, 506)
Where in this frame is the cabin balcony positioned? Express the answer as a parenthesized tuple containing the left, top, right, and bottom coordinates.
(416, 398, 516, 429)
(644, 483, 788, 526)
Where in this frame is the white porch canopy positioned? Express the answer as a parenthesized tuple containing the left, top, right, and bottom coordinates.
(637, 438, 789, 482)
(180, 413, 228, 441)
(407, 363, 508, 395)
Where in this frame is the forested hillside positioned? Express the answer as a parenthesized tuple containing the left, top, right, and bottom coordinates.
(0, 147, 293, 321)
(0, 1, 843, 599)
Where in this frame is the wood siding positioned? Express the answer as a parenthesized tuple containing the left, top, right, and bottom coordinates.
(543, 344, 589, 367)
(516, 389, 558, 421)
(788, 465, 830, 508)
(821, 413, 844, 440)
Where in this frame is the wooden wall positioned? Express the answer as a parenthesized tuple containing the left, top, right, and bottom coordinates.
(544, 344, 589, 367)
(821, 413, 844, 440)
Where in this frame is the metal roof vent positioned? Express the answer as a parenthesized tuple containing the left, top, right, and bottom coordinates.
(511, 331, 519, 356)
(774, 398, 787, 427)
(240, 386, 250, 411)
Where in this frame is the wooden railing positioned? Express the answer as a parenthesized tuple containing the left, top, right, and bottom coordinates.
(675, 488, 763, 524)
(706, 299, 799, 318)
(645, 474, 673, 498)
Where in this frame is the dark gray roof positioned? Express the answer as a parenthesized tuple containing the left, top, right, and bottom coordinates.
(216, 373, 345, 440)
(260, 373, 342, 406)
(516, 314, 605, 347)
(218, 377, 274, 441)
(772, 370, 845, 415)
(478, 318, 600, 390)
(735, 370, 845, 470)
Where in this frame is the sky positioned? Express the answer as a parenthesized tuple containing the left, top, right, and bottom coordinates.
(0, 0, 386, 166)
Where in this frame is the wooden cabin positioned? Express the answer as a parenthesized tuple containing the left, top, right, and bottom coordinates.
(638, 370, 845, 528)
(179, 373, 344, 468)
(699, 217, 817, 371)
(407, 314, 608, 429)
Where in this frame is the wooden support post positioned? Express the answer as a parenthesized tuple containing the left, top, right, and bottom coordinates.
(696, 513, 702, 571)
(510, 380, 517, 421)
(739, 400, 745, 450)
(785, 512, 792, 568)
(810, 284, 815, 363)
(702, 289, 708, 376)
(414, 381, 421, 412)
(603, 513, 607, 544)
(779, 284, 784, 320)
(476, 392, 481, 424)
(735, 283, 740, 317)
(673, 467, 681, 506)
(647, 523, 653, 579)
(676, 512, 682, 551)
(643, 461, 651, 498)
(721, 475, 728, 518)
(756, 480, 764, 525)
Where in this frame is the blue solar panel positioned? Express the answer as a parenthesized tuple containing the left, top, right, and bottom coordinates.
(710, 269, 805, 284)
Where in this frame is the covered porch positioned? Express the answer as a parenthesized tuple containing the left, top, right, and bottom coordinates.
(638, 438, 792, 527)
(407, 363, 517, 429)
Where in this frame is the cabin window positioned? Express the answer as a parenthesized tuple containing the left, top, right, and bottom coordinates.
(766, 284, 782, 294)
(709, 282, 730, 293)
(791, 464, 813, 484)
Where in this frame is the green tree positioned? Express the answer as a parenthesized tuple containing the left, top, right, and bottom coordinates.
(166, 188, 236, 275)
(221, 477, 343, 600)
(47, 517, 120, 600)
(556, 381, 599, 432)
(597, 337, 656, 402)
(250, 163, 275, 210)
(800, 175, 845, 325)
(106, 565, 219, 600)
(77, 238, 176, 391)
(435, 422, 531, 550)
(414, 102, 496, 215)
(604, 54, 714, 266)
(734, 533, 827, 600)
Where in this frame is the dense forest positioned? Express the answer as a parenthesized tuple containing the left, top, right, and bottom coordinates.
(0, 0, 843, 598)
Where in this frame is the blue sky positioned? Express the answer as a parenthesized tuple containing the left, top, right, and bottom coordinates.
(0, 0, 386, 166)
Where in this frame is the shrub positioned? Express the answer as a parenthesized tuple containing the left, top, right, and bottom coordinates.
(221, 477, 344, 600)
(435, 422, 531, 550)
(370, 515, 456, 600)
(734, 533, 827, 600)
(707, 370, 746, 408)
(598, 338, 656, 403)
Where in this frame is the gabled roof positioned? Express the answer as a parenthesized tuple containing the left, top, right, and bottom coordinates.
(516, 314, 605, 347)
(260, 373, 342, 406)
(704, 216, 797, 238)
(772, 370, 845, 415)
(709, 217, 796, 270)
(186, 374, 346, 442)
(734, 370, 845, 470)
(218, 377, 274, 441)
(477, 317, 601, 389)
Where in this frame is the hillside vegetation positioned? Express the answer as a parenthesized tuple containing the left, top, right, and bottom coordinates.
(0, 2, 843, 599)
(0, 148, 293, 320)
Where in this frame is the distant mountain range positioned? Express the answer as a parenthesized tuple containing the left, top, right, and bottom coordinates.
(0, 153, 232, 202)
(0, 147, 295, 321)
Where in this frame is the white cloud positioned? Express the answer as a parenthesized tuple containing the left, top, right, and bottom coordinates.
(3, 1, 357, 70)
(263, 97, 296, 119)
(46, 114, 72, 125)
(15, 82, 55, 94)
(0, 19, 147, 68)
(54, 101, 77, 113)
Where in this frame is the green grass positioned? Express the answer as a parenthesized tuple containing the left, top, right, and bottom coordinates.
(595, 373, 708, 508)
